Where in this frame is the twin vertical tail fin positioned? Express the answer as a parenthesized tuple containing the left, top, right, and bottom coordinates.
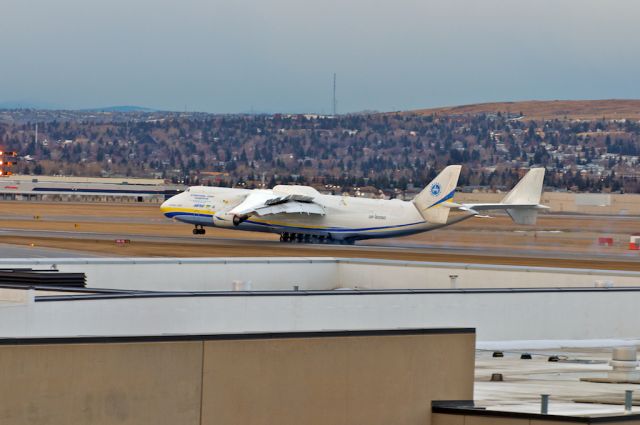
(500, 168, 546, 225)
(413, 165, 461, 224)
(501, 168, 545, 205)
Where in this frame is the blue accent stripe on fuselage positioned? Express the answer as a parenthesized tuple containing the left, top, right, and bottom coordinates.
(164, 212, 213, 219)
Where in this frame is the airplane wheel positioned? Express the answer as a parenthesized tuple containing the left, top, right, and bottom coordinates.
(199, 228, 206, 235)
(192, 228, 199, 235)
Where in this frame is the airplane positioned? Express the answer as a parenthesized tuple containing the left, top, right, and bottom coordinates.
(160, 166, 547, 244)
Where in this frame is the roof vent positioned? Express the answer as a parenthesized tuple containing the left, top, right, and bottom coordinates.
(608, 347, 640, 381)
(581, 346, 640, 384)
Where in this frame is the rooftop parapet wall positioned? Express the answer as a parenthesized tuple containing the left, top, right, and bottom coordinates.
(2, 286, 640, 341)
(0, 257, 638, 291)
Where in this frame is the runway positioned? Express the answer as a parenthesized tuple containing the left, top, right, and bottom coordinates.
(0, 227, 639, 270)
(0, 201, 639, 269)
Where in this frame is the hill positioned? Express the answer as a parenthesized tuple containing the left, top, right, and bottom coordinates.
(411, 99, 640, 120)
(79, 105, 157, 113)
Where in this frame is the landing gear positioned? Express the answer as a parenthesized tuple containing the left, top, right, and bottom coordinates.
(192, 226, 206, 235)
(280, 232, 305, 242)
(278, 233, 353, 245)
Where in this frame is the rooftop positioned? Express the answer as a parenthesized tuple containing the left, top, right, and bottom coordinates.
(475, 346, 640, 417)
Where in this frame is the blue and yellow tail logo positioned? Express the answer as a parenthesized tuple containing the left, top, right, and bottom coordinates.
(430, 182, 441, 197)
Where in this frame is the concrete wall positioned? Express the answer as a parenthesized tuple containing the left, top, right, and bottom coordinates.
(2, 289, 640, 342)
(0, 340, 203, 425)
(1, 257, 638, 291)
(336, 259, 640, 289)
(0, 258, 338, 291)
(202, 332, 474, 425)
(0, 330, 475, 425)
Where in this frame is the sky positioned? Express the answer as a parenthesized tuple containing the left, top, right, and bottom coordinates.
(1, 0, 639, 113)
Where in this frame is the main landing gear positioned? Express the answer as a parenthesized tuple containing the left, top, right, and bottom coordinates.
(278, 232, 355, 245)
(193, 225, 206, 235)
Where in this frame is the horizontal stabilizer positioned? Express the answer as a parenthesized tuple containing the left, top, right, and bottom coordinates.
(459, 168, 547, 225)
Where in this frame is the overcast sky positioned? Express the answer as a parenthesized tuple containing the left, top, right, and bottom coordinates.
(1, 0, 639, 113)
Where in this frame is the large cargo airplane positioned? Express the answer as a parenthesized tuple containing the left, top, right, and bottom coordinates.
(160, 166, 547, 244)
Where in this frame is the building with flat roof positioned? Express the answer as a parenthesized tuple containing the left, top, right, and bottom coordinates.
(0, 175, 183, 202)
(0, 328, 475, 425)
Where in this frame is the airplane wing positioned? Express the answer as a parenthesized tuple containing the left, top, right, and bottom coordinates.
(228, 190, 325, 217)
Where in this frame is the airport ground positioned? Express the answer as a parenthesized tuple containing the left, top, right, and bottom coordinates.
(0, 201, 639, 270)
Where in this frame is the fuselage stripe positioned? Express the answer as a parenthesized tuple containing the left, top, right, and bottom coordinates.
(427, 189, 456, 209)
(164, 211, 213, 219)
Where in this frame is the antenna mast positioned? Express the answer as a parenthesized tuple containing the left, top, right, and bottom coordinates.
(332, 73, 337, 116)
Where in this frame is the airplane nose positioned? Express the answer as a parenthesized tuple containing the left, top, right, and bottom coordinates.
(160, 198, 174, 215)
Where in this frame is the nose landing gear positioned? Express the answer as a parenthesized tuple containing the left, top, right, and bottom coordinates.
(192, 226, 206, 235)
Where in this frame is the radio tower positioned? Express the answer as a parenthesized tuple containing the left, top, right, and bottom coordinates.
(332, 73, 337, 116)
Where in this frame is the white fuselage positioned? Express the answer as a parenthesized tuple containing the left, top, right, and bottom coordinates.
(160, 186, 471, 241)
